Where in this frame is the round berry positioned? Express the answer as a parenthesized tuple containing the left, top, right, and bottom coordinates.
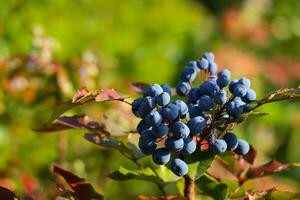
(217, 69, 231, 88)
(188, 104, 204, 118)
(223, 132, 238, 150)
(208, 62, 218, 75)
(171, 158, 188, 176)
(234, 139, 250, 155)
(203, 52, 215, 62)
(156, 92, 171, 106)
(138, 138, 157, 155)
(187, 88, 201, 104)
(144, 84, 163, 97)
(197, 58, 209, 70)
(199, 80, 218, 98)
(152, 123, 169, 138)
(187, 116, 206, 135)
(160, 103, 179, 121)
(145, 111, 162, 127)
(132, 98, 143, 117)
(176, 82, 191, 96)
(161, 84, 172, 96)
(229, 79, 238, 94)
(172, 121, 190, 138)
(165, 137, 184, 152)
(232, 84, 248, 97)
(140, 128, 155, 142)
(181, 138, 197, 155)
(238, 78, 251, 89)
(211, 139, 227, 154)
(181, 66, 197, 82)
(214, 89, 227, 105)
(152, 148, 170, 165)
(137, 120, 150, 134)
(226, 101, 243, 117)
(198, 95, 214, 111)
(174, 100, 189, 117)
(138, 96, 156, 118)
(242, 89, 256, 103)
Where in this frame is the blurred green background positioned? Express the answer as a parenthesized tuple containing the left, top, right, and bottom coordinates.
(1, 0, 300, 199)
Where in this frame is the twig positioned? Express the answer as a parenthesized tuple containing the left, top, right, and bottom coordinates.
(184, 175, 195, 200)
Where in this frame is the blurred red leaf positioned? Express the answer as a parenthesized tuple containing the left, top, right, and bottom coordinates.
(72, 87, 92, 103)
(242, 145, 257, 165)
(53, 165, 103, 200)
(95, 88, 122, 102)
(246, 160, 290, 178)
(0, 186, 17, 200)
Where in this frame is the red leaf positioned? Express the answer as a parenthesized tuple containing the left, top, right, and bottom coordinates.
(246, 160, 290, 178)
(72, 87, 92, 103)
(242, 145, 257, 164)
(53, 165, 103, 200)
(95, 88, 122, 102)
(0, 186, 17, 200)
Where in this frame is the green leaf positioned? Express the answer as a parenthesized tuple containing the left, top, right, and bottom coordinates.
(109, 166, 166, 186)
(220, 178, 239, 196)
(185, 151, 215, 180)
(196, 174, 228, 200)
(155, 165, 181, 183)
(255, 87, 300, 108)
(260, 190, 300, 200)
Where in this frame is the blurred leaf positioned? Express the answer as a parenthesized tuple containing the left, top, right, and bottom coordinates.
(195, 174, 228, 200)
(246, 160, 298, 178)
(138, 195, 184, 200)
(242, 145, 257, 164)
(109, 166, 166, 186)
(259, 190, 300, 200)
(94, 88, 123, 102)
(256, 87, 300, 107)
(0, 186, 17, 200)
(53, 165, 103, 200)
(130, 82, 149, 94)
(220, 178, 239, 196)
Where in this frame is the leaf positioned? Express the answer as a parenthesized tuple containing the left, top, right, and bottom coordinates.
(256, 87, 300, 107)
(109, 167, 166, 186)
(242, 145, 257, 164)
(130, 82, 149, 94)
(246, 160, 292, 178)
(0, 186, 17, 200)
(195, 174, 228, 200)
(260, 190, 300, 200)
(185, 151, 215, 180)
(53, 165, 103, 200)
(47, 88, 123, 123)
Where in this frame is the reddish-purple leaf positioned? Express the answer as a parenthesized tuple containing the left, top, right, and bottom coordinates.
(95, 88, 122, 102)
(130, 82, 149, 94)
(246, 160, 290, 178)
(0, 186, 17, 200)
(242, 145, 257, 164)
(53, 165, 103, 200)
(72, 87, 91, 103)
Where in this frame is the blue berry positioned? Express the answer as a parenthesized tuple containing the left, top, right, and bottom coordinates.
(156, 92, 171, 106)
(234, 139, 250, 155)
(144, 84, 163, 97)
(187, 88, 201, 104)
(145, 111, 162, 127)
(188, 104, 204, 118)
(229, 79, 238, 94)
(232, 84, 248, 97)
(171, 158, 188, 176)
(214, 89, 227, 105)
(174, 100, 189, 117)
(161, 84, 172, 96)
(160, 103, 179, 121)
(165, 137, 184, 152)
(137, 120, 150, 134)
(152, 123, 169, 138)
(226, 100, 243, 117)
(208, 62, 218, 75)
(209, 75, 218, 83)
(203, 52, 215, 62)
(152, 148, 170, 165)
(138, 138, 157, 155)
(238, 78, 251, 89)
(181, 66, 197, 82)
(171, 121, 190, 138)
(138, 96, 156, 118)
(181, 138, 197, 155)
(211, 139, 227, 154)
(243, 104, 252, 112)
(197, 58, 209, 70)
(132, 98, 143, 117)
(242, 89, 256, 103)
(198, 95, 214, 111)
(223, 132, 238, 150)
(217, 69, 231, 88)
(187, 116, 206, 135)
(199, 80, 218, 98)
(187, 61, 200, 72)
(176, 82, 191, 96)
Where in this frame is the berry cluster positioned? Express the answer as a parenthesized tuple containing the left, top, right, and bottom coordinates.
(132, 52, 255, 176)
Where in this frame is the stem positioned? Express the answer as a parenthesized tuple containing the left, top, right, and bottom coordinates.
(184, 175, 195, 200)
(149, 165, 167, 197)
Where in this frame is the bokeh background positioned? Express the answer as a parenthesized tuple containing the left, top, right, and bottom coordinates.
(1, 0, 300, 199)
